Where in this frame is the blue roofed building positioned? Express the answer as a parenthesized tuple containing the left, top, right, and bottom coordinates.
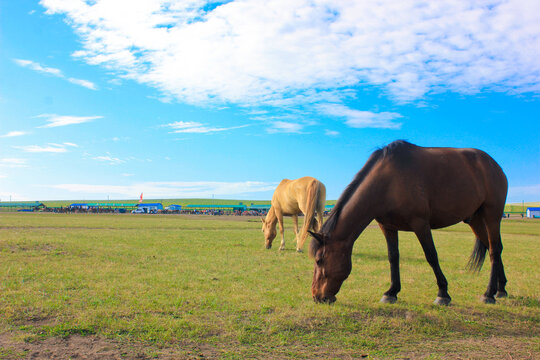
(526, 207, 540, 218)
(133, 203, 163, 214)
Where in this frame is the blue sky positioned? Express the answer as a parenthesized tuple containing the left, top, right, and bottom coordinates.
(0, 0, 539, 203)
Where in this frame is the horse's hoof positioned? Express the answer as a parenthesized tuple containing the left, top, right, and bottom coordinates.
(296, 248, 303, 253)
(380, 295, 397, 304)
(481, 295, 496, 304)
(496, 291, 508, 298)
(433, 297, 451, 306)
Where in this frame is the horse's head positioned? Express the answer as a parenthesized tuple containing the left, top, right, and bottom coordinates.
(261, 217, 277, 249)
(309, 231, 352, 304)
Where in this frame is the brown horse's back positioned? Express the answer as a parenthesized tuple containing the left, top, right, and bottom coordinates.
(370, 144, 507, 230)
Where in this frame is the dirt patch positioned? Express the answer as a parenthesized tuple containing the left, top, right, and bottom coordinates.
(0, 333, 221, 360)
(397, 336, 538, 360)
(1, 332, 538, 359)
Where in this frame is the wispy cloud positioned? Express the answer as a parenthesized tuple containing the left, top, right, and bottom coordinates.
(92, 155, 126, 165)
(36, 114, 102, 128)
(67, 77, 97, 90)
(164, 121, 248, 134)
(51, 181, 278, 198)
(40, 0, 540, 109)
(319, 104, 402, 129)
(0, 158, 27, 168)
(266, 121, 304, 134)
(14, 58, 97, 90)
(0, 131, 28, 138)
(14, 142, 78, 153)
(325, 129, 339, 136)
(13, 59, 62, 76)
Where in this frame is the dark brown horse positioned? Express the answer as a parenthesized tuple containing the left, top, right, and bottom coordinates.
(309, 141, 508, 305)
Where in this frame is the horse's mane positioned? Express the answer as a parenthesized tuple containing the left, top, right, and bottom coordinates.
(320, 140, 414, 238)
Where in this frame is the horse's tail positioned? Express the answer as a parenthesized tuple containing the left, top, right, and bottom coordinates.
(467, 238, 488, 272)
(298, 179, 322, 250)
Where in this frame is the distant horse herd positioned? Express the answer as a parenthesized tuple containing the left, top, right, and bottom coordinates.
(262, 140, 508, 306)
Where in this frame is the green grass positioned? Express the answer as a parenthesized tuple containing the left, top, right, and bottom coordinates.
(0, 213, 538, 358)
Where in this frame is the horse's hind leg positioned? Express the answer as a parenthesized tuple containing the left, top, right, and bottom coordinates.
(495, 237, 507, 298)
(414, 224, 451, 305)
(296, 215, 309, 252)
(467, 213, 507, 302)
(316, 210, 323, 232)
(483, 216, 507, 303)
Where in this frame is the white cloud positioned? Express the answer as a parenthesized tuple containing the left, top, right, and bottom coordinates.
(319, 103, 402, 129)
(51, 181, 278, 198)
(0, 158, 27, 168)
(164, 121, 248, 134)
(39, 0, 540, 109)
(68, 77, 97, 90)
(37, 114, 102, 127)
(0, 131, 28, 138)
(14, 142, 78, 153)
(14, 58, 97, 90)
(14, 144, 71, 153)
(92, 155, 126, 165)
(266, 121, 304, 134)
(325, 129, 339, 136)
(14, 58, 62, 76)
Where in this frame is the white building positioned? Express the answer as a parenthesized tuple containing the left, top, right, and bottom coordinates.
(526, 207, 540, 218)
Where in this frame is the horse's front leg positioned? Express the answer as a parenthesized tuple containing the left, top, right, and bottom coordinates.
(379, 225, 401, 304)
(292, 214, 301, 252)
(277, 215, 286, 251)
(415, 225, 451, 305)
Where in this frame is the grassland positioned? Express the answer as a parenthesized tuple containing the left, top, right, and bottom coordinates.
(0, 213, 538, 359)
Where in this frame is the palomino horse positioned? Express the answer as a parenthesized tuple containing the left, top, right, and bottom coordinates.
(309, 141, 508, 305)
(262, 176, 326, 252)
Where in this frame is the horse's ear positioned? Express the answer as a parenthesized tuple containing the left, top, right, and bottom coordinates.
(260, 217, 265, 224)
(308, 231, 323, 244)
(308, 231, 323, 258)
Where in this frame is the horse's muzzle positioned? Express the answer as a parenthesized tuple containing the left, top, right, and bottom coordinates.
(266, 244, 272, 249)
(313, 295, 336, 304)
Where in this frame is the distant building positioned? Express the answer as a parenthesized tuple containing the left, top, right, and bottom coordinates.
(526, 207, 540, 218)
(185, 204, 247, 212)
(70, 203, 90, 210)
(0, 202, 45, 212)
(166, 204, 182, 212)
(135, 203, 163, 214)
